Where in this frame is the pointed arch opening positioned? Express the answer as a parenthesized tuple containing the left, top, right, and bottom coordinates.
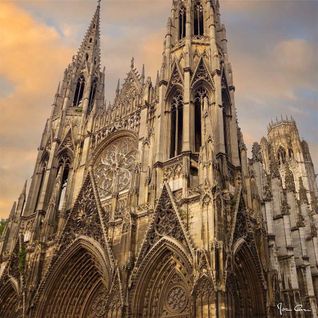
(170, 90, 184, 158)
(0, 278, 20, 318)
(73, 75, 85, 107)
(34, 151, 49, 212)
(194, 2, 204, 37)
(288, 148, 294, 159)
(193, 274, 215, 316)
(35, 237, 111, 318)
(88, 77, 98, 113)
(56, 152, 71, 212)
(221, 77, 232, 158)
(193, 87, 208, 152)
(131, 238, 193, 318)
(179, 6, 187, 40)
(277, 146, 286, 165)
(227, 241, 266, 318)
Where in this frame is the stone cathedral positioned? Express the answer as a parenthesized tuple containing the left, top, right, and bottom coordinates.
(0, 1, 317, 317)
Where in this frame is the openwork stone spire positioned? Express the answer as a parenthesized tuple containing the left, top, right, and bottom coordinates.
(75, 1, 101, 69)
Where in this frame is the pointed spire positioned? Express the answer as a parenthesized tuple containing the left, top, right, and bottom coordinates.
(51, 82, 60, 113)
(156, 70, 160, 86)
(75, 1, 101, 69)
(131, 57, 135, 70)
(55, 82, 60, 97)
(9, 202, 17, 220)
(116, 79, 120, 96)
(141, 64, 145, 84)
(21, 180, 27, 197)
(16, 180, 27, 216)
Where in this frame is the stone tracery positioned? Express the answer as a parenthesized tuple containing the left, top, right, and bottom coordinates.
(94, 136, 138, 200)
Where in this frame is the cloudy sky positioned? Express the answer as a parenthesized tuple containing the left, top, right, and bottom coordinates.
(0, 0, 317, 219)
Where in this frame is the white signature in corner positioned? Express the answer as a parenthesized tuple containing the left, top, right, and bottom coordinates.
(277, 303, 311, 316)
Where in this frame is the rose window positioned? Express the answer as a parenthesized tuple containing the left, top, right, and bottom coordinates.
(166, 286, 188, 313)
(94, 137, 137, 200)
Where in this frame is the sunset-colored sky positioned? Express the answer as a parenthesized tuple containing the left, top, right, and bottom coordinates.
(0, 0, 317, 219)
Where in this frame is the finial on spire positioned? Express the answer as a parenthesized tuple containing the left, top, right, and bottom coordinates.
(97, 0, 101, 7)
(131, 57, 135, 70)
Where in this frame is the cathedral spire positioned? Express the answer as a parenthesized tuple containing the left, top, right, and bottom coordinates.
(75, 0, 101, 70)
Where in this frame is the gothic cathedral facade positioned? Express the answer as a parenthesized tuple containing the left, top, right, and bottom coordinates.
(1, 1, 317, 317)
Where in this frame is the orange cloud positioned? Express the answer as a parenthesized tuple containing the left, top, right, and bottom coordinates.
(0, 3, 74, 218)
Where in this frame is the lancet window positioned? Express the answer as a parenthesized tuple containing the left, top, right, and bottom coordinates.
(194, 87, 208, 152)
(194, 2, 204, 36)
(222, 85, 231, 157)
(179, 6, 187, 40)
(73, 75, 85, 107)
(34, 154, 48, 211)
(277, 146, 287, 165)
(288, 148, 294, 159)
(170, 90, 184, 158)
(88, 77, 98, 112)
(57, 155, 70, 211)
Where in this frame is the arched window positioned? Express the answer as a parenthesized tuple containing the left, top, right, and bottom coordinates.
(194, 2, 204, 36)
(222, 85, 231, 156)
(179, 6, 186, 40)
(73, 75, 85, 107)
(88, 77, 98, 113)
(170, 91, 183, 158)
(288, 148, 294, 159)
(57, 156, 70, 211)
(194, 87, 207, 152)
(35, 155, 48, 211)
(277, 146, 286, 165)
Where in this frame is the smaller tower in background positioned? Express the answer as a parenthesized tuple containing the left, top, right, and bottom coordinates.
(262, 117, 318, 209)
(251, 118, 318, 315)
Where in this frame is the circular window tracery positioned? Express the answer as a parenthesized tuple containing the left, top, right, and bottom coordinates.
(94, 136, 137, 200)
(166, 285, 188, 313)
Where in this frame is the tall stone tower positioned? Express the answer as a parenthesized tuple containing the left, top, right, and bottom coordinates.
(2, 1, 317, 317)
(251, 118, 318, 316)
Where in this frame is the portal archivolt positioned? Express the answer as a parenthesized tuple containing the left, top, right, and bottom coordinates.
(0, 278, 20, 318)
(35, 238, 111, 318)
(227, 241, 266, 318)
(132, 238, 193, 318)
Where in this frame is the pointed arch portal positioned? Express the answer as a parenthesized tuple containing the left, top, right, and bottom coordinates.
(227, 241, 266, 318)
(0, 278, 20, 318)
(131, 238, 193, 318)
(35, 238, 111, 318)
